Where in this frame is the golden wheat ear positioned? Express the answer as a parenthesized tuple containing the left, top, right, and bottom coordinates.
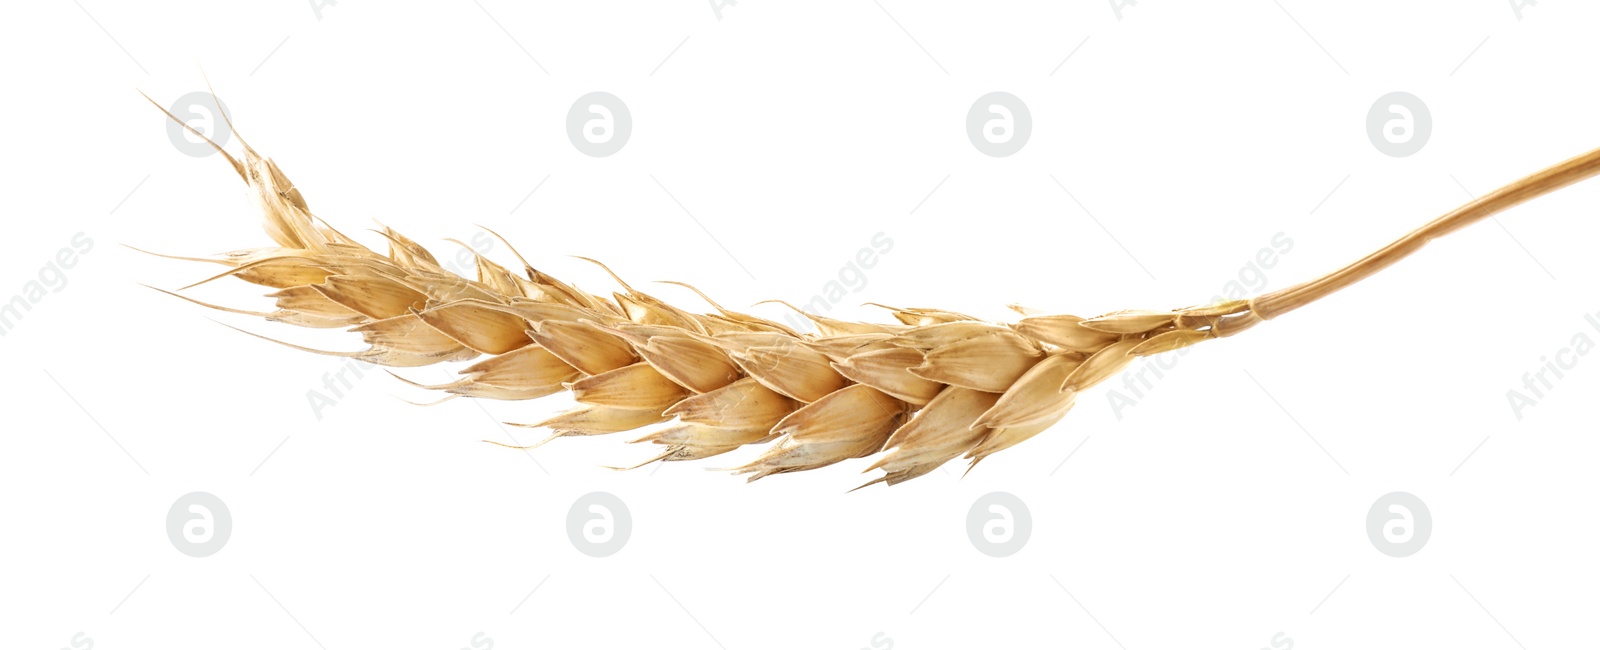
(143, 93, 1600, 487)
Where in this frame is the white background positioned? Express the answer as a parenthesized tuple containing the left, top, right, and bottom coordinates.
(4, 1, 1600, 648)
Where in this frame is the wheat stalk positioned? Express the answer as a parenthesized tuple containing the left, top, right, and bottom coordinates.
(142, 94, 1600, 488)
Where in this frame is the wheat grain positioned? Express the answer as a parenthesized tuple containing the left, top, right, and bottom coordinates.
(142, 93, 1600, 488)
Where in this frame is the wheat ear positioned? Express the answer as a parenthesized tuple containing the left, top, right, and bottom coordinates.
(142, 95, 1600, 487)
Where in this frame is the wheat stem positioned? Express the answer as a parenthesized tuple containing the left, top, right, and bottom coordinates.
(1251, 145, 1600, 320)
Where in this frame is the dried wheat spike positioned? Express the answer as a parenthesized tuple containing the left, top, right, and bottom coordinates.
(143, 94, 1600, 488)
